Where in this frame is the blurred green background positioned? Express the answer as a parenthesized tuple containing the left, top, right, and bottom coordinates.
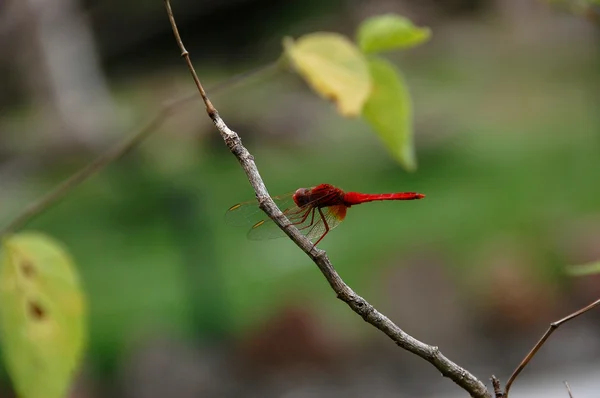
(1, 0, 599, 397)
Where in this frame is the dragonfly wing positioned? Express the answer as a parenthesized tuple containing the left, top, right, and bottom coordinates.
(246, 218, 288, 240)
(245, 204, 347, 243)
(225, 194, 296, 227)
(226, 191, 347, 244)
(304, 205, 346, 242)
(247, 204, 314, 240)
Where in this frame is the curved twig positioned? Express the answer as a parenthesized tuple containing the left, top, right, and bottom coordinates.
(0, 97, 181, 236)
(0, 64, 276, 237)
(504, 298, 600, 396)
(163, 1, 491, 397)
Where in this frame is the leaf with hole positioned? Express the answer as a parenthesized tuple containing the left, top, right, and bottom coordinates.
(0, 232, 86, 398)
(283, 33, 372, 117)
(362, 56, 416, 170)
(357, 14, 431, 54)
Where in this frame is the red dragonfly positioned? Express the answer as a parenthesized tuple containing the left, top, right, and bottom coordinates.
(226, 183, 425, 246)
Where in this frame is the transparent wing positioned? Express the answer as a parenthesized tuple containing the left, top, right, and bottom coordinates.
(225, 193, 297, 227)
(303, 205, 346, 243)
(226, 192, 348, 244)
(247, 204, 347, 243)
(246, 204, 312, 240)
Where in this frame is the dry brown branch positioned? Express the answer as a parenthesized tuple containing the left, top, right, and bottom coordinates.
(504, 298, 600, 396)
(162, 1, 491, 397)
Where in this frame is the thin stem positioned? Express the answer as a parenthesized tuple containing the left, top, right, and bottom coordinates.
(209, 62, 278, 94)
(162, 1, 491, 397)
(164, 0, 215, 116)
(504, 298, 600, 396)
(0, 63, 277, 237)
(564, 381, 574, 398)
(0, 102, 174, 236)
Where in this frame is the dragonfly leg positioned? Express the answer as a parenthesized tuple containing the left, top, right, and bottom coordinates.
(313, 207, 330, 247)
(297, 208, 316, 231)
(286, 206, 311, 227)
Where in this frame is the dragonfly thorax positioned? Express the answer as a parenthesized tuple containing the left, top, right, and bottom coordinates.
(293, 184, 345, 208)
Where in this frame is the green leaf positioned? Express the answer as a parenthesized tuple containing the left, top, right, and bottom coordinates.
(0, 232, 86, 398)
(283, 33, 372, 117)
(362, 56, 416, 170)
(357, 14, 431, 54)
(566, 261, 600, 276)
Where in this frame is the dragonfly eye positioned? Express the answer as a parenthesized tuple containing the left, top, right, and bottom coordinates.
(293, 188, 311, 207)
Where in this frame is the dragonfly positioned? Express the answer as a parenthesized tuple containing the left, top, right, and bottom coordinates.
(226, 183, 425, 246)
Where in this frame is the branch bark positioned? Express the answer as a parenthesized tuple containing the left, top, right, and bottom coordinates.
(163, 2, 491, 397)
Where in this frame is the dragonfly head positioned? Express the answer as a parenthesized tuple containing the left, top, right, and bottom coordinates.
(292, 187, 311, 207)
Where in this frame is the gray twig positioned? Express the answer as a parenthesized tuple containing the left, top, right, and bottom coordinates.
(163, 1, 491, 397)
(564, 381, 574, 398)
(504, 298, 600, 396)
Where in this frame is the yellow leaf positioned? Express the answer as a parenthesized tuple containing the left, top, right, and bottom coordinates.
(284, 33, 372, 117)
(0, 232, 86, 398)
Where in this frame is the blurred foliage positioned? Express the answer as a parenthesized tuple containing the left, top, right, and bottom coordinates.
(12, 55, 599, 368)
(545, 0, 600, 19)
(0, 233, 86, 398)
(566, 261, 600, 276)
(0, 3, 598, 380)
(284, 14, 429, 170)
(356, 14, 431, 54)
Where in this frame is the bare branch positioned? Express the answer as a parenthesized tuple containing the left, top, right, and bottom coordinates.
(162, 1, 491, 397)
(504, 298, 600, 396)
